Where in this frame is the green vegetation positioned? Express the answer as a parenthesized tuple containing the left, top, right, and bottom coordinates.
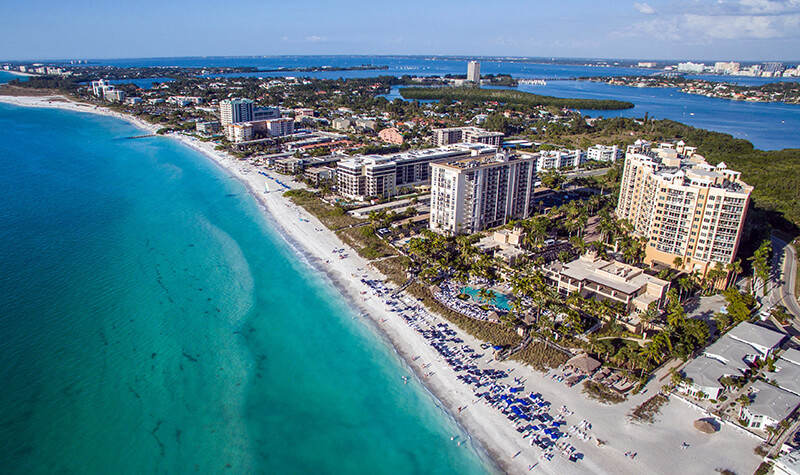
(629, 394, 669, 423)
(582, 380, 626, 404)
(510, 341, 570, 371)
(399, 86, 635, 110)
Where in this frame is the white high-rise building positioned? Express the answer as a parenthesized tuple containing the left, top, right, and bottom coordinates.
(467, 61, 481, 82)
(429, 152, 539, 235)
(219, 98, 254, 125)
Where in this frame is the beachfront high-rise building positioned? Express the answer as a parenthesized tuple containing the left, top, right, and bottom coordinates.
(219, 98, 254, 126)
(433, 126, 504, 147)
(616, 142, 752, 277)
(336, 144, 496, 201)
(429, 152, 539, 235)
(467, 61, 481, 82)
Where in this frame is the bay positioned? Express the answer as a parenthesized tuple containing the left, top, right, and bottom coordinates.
(0, 102, 494, 474)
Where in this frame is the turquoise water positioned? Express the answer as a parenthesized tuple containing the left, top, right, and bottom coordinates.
(460, 287, 511, 311)
(0, 103, 494, 474)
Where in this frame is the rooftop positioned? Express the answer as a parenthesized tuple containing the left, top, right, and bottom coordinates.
(728, 322, 785, 351)
(747, 380, 800, 422)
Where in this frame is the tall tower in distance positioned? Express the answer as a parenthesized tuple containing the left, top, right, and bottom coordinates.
(467, 61, 481, 82)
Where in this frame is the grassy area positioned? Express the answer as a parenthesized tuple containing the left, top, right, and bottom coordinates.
(284, 189, 360, 229)
(629, 394, 669, 423)
(406, 282, 522, 347)
(582, 380, 626, 404)
(336, 226, 396, 260)
(371, 256, 411, 284)
(510, 341, 570, 371)
(399, 87, 635, 110)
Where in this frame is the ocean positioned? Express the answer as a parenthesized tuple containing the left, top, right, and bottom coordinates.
(0, 102, 495, 474)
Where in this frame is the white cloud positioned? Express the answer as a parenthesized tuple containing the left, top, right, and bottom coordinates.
(305, 35, 330, 43)
(634, 2, 658, 14)
(685, 12, 800, 39)
(617, 0, 800, 41)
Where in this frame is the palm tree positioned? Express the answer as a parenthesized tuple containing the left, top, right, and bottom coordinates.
(677, 276, 693, 302)
(726, 259, 742, 289)
(672, 256, 684, 270)
(569, 235, 587, 255)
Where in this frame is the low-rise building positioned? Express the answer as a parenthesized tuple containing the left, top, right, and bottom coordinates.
(196, 121, 221, 134)
(125, 97, 143, 105)
(543, 253, 670, 315)
(740, 381, 800, 430)
(587, 144, 622, 162)
(378, 127, 404, 145)
(523, 149, 585, 172)
(303, 166, 336, 186)
(104, 89, 126, 102)
(433, 126, 504, 147)
(332, 118, 352, 131)
(680, 322, 785, 400)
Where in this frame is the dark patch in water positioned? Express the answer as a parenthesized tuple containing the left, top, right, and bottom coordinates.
(182, 352, 198, 362)
(128, 386, 140, 399)
(176, 429, 182, 443)
(151, 420, 165, 457)
(151, 352, 157, 359)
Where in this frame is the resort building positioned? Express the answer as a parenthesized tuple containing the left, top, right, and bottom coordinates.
(104, 89, 126, 102)
(428, 151, 539, 235)
(224, 118, 295, 143)
(219, 98, 254, 126)
(225, 122, 254, 143)
(467, 61, 481, 82)
(680, 322, 785, 400)
(615, 142, 752, 277)
(433, 127, 504, 147)
(378, 127, 404, 145)
(337, 144, 495, 201)
(541, 253, 670, 326)
(586, 144, 622, 162)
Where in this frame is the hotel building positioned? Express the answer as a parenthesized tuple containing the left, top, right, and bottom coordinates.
(433, 127, 504, 147)
(616, 142, 752, 276)
(336, 144, 495, 201)
(429, 152, 539, 235)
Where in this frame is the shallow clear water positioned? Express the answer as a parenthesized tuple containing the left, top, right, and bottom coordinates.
(0, 103, 495, 474)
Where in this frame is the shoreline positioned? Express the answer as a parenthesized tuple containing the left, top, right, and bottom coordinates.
(0, 93, 767, 475)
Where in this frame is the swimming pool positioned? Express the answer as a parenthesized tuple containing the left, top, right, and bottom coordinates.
(460, 286, 512, 311)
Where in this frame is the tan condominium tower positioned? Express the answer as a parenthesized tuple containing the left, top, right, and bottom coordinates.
(616, 141, 752, 277)
(429, 151, 539, 235)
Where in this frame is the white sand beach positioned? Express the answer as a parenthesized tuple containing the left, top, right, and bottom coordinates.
(0, 94, 766, 475)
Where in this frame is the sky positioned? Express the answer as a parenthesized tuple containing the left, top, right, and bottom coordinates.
(1, 0, 798, 61)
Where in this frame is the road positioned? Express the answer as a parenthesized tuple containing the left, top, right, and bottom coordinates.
(767, 236, 800, 319)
